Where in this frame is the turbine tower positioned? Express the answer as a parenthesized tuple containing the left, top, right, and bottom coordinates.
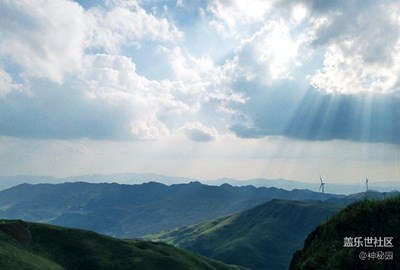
(319, 176, 325, 194)
(366, 178, 369, 192)
(319, 175, 326, 202)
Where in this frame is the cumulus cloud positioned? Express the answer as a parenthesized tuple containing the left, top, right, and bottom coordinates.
(210, 0, 400, 94)
(304, 1, 400, 94)
(161, 46, 219, 82)
(0, 0, 182, 83)
(0, 49, 228, 140)
(207, 0, 273, 36)
(310, 44, 400, 94)
(1, 0, 400, 146)
(89, 3, 183, 53)
(179, 122, 217, 142)
(232, 19, 303, 82)
(0, 0, 191, 140)
(0, 0, 87, 83)
(82, 54, 190, 139)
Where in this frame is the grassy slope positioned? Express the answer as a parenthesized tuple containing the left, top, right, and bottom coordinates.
(0, 220, 245, 270)
(147, 199, 340, 270)
(289, 196, 400, 270)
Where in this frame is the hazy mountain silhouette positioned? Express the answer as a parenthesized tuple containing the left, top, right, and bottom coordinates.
(1, 174, 398, 194)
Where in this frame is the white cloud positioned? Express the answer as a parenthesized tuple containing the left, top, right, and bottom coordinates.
(0, 68, 13, 96)
(160, 46, 219, 82)
(81, 54, 191, 139)
(0, 68, 28, 97)
(310, 44, 400, 94)
(1, 0, 400, 145)
(0, 0, 87, 83)
(0, 0, 182, 84)
(291, 4, 308, 24)
(154, 45, 247, 118)
(207, 0, 273, 35)
(306, 1, 400, 94)
(213, 0, 400, 94)
(229, 19, 304, 83)
(89, 4, 183, 53)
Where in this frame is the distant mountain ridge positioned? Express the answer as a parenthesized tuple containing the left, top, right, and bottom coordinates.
(0, 173, 193, 191)
(208, 178, 400, 195)
(0, 181, 342, 238)
(1, 173, 399, 194)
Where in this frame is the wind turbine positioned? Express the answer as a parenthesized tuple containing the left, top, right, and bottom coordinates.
(319, 175, 326, 201)
(319, 176, 325, 194)
(365, 178, 369, 199)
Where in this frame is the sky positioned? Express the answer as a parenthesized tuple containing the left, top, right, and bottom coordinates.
(0, 0, 399, 183)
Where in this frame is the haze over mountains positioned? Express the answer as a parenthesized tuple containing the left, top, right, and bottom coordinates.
(0, 179, 398, 270)
(1, 173, 399, 194)
(0, 181, 342, 238)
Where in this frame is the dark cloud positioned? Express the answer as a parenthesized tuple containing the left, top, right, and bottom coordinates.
(286, 90, 400, 144)
(186, 129, 215, 142)
(230, 83, 400, 144)
(181, 122, 216, 142)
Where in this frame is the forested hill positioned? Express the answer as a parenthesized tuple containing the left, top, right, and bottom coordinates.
(290, 196, 400, 270)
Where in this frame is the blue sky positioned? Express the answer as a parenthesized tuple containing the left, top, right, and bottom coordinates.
(0, 0, 399, 183)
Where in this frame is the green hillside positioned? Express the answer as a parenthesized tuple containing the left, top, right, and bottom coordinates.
(147, 199, 340, 270)
(289, 196, 400, 270)
(0, 220, 245, 270)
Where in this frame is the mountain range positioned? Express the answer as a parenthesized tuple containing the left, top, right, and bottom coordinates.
(0, 181, 342, 238)
(1, 173, 399, 194)
(0, 179, 398, 269)
(207, 178, 400, 195)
